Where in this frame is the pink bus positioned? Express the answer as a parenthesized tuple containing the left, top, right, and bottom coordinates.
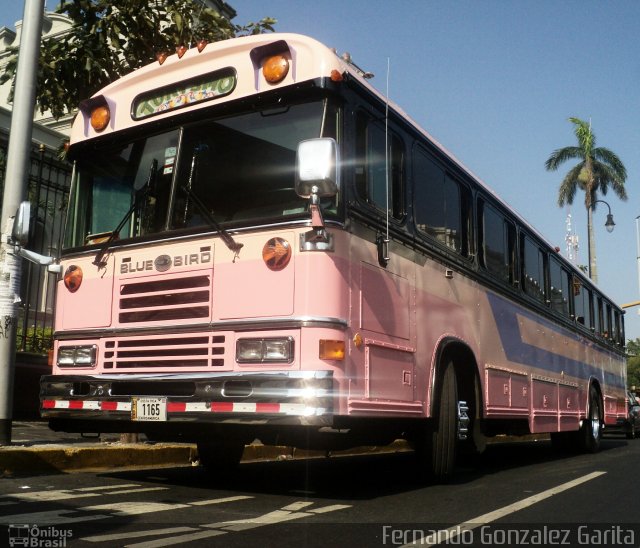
(33, 33, 627, 481)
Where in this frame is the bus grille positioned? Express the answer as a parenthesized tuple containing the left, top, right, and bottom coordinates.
(119, 274, 211, 324)
(103, 335, 226, 369)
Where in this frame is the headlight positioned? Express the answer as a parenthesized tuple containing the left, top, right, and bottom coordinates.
(57, 345, 98, 367)
(236, 337, 294, 364)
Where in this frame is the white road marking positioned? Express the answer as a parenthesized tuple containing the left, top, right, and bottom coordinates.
(82, 527, 198, 543)
(125, 530, 228, 548)
(75, 483, 141, 491)
(202, 502, 352, 532)
(188, 495, 253, 506)
(0, 509, 111, 525)
(107, 487, 169, 495)
(96, 501, 352, 547)
(83, 501, 191, 516)
(2, 483, 148, 502)
(2, 493, 254, 526)
(282, 501, 315, 511)
(405, 471, 607, 547)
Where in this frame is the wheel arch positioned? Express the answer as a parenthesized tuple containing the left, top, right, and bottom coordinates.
(429, 337, 482, 421)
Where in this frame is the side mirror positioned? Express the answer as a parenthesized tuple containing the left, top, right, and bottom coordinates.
(11, 201, 31, 246)
(11, 201, 61, 273)
(295, 138, 339, 199)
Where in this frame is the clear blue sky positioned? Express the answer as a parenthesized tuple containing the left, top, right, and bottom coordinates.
(3, 1, 640, 340)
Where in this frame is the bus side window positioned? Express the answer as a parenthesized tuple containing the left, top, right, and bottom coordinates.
(413, 147, 471, 256)
(549, 256, 570, 316)
(521, 235, 547, 304)
(572, 277, 593, 328)
(479, 200, 515, 285)
(355, 111, 405, 220)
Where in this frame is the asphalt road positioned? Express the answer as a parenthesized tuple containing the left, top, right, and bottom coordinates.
(1, 434, 639, 547)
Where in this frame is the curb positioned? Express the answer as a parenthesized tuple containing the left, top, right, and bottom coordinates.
(0, 440, 412, 477)
(0, 443, 198, 476)
(0, 436, 548, 477)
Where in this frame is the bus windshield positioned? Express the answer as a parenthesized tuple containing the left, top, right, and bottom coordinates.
(64, 99, 339, 249)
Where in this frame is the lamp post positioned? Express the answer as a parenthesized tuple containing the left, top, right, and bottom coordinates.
(587, 199, 615, 284)
(636, 215, 640, 300)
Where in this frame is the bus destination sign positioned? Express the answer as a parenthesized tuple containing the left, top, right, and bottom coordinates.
(132, 69, 236, 120)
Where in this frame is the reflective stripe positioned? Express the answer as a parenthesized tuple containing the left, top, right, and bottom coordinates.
(42, 399, 325, 416)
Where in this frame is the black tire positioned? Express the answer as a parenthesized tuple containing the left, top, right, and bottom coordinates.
(550, 431, 576, 452)
(416, 361, 458, 483)
(197, 441, 245, 473)
(578, 384, 602, 453)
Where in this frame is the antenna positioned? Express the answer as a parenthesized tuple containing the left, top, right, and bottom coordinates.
(378, 57, 390, 266)
(385, 57, 390, 248)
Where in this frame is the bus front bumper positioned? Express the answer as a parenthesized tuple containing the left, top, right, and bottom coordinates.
(40, 371, 334, 427)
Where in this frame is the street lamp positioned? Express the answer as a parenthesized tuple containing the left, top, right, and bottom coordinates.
(587, 199, 615, 283)
(594, 199, 616, 232)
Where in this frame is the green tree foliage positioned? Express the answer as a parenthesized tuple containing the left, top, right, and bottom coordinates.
(0, 0, 275, 120)
(627, 338, 640, 389)
(545, 117, 627, 280)
(546, 117, 627, 211)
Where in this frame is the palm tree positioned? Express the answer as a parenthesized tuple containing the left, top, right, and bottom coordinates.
(545, 117, 627, 283)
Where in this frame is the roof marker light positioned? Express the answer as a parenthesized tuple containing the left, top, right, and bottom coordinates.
(90, 105, 110, 132)
(262, 54, 289, 84)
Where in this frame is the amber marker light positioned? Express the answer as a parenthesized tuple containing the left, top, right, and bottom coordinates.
(63, 265, 83, 292)
(90, 104, 110, 132)
(319, 340, 345, 360)
(263, 237, 292, 271)
(262, 54, 289, 84)
(330, 69, 344, 82)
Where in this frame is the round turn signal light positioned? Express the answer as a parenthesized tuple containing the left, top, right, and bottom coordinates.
(262, 237, 291, 271)
(63, 265, 83, 292)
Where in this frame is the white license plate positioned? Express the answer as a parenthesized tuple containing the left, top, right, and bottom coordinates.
(132, 397, 167, 421)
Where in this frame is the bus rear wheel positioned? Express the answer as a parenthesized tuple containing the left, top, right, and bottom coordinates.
(579, 384, 602, 453)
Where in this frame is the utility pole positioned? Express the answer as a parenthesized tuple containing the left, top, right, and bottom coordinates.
(0, 0, 45, 445)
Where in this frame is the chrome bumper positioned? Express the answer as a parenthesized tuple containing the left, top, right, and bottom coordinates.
(40, 370, 334, 426)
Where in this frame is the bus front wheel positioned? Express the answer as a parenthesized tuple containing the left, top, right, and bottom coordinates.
(197, 441, 245, 473)
(416, 360, 459, 483)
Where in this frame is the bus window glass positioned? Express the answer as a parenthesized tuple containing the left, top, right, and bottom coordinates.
(594, 296, 603, 337)
(522, 236, 546, 303)
(65, 131, 179, 248)
(604, 302, 613, 339)
(65, 100, 338, 248)
(549, 257, 570, 316)
(612, 309, 620, 343)
(573, 278, 592, 328)
(414, 150, 465, 253)
(355, 113, 404, 219)
(480, 202, 515, 283)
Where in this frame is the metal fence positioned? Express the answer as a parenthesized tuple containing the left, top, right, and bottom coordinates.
(0, 142, 71, 354)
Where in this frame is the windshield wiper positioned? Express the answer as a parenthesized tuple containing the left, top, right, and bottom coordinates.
(180, 184, 243, 254)
(182, 144, 243, 254)
(93, 159, 158, 267)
